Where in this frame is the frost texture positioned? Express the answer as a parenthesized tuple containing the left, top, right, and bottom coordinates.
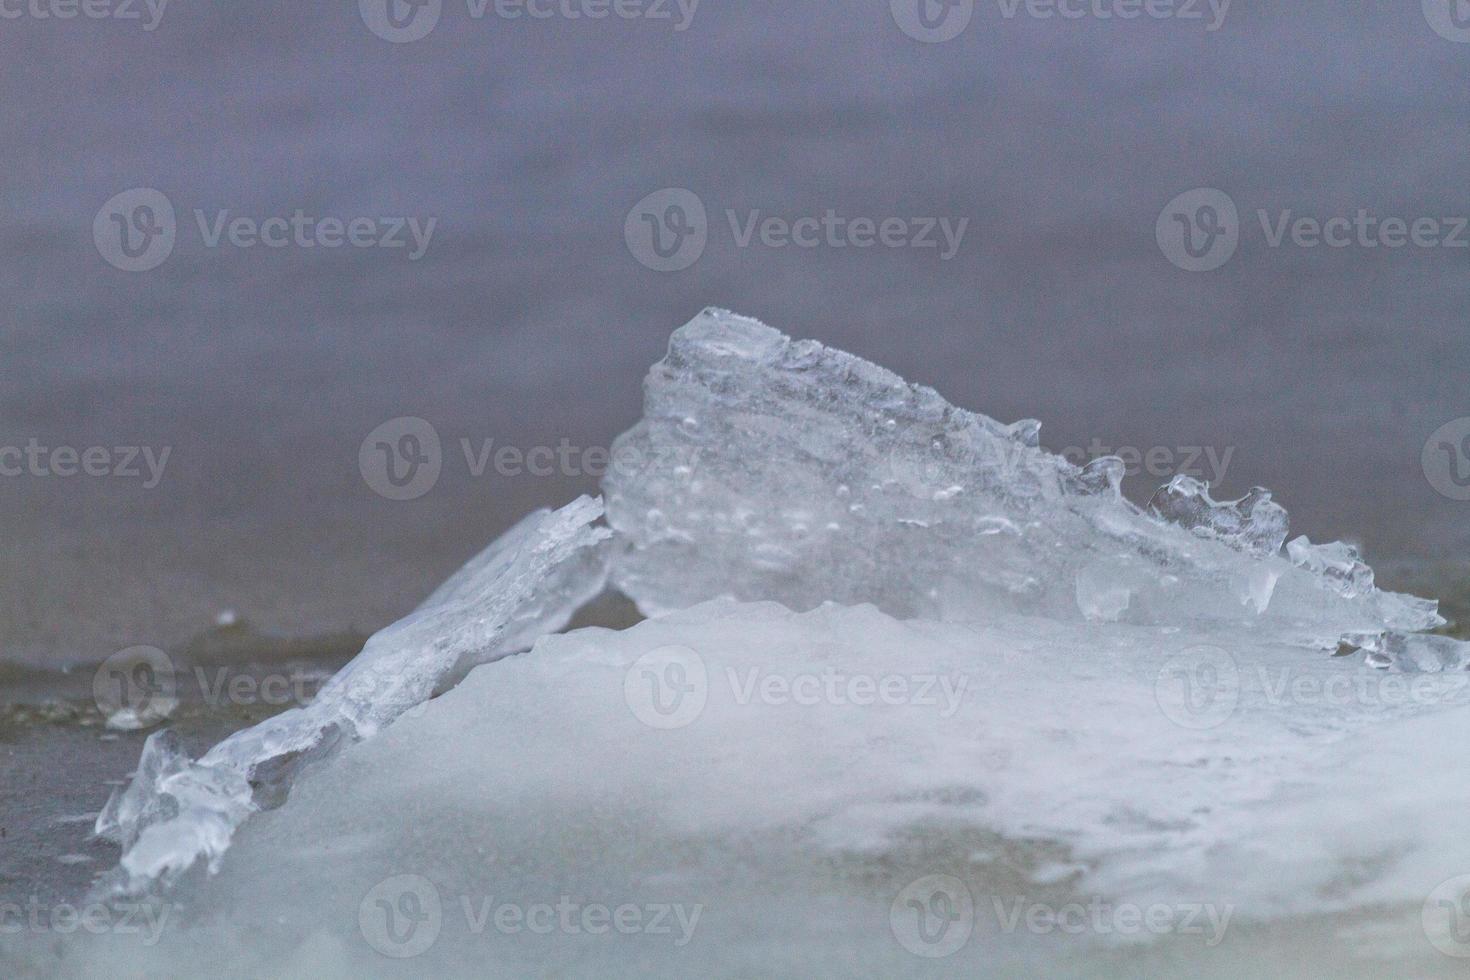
(605, 309, 1442, 641)
(94, 497, 611, 896)
(87, 309, 1470, 922)
(44, 601, 1470, 977)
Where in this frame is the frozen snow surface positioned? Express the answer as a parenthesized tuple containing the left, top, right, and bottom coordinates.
(17, 310, 1470, 978)
(34, 601, 1470, 978)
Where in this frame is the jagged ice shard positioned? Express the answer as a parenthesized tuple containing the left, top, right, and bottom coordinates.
(44, 310, 1470, 978)
(606, 309, 1444, 647)
(93, 497, 610, 896)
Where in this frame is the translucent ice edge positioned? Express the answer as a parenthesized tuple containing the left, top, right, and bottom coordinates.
(92, 497, 611, 898)
(604, 308, 1451, 660)
(92, 309, 1467, 903)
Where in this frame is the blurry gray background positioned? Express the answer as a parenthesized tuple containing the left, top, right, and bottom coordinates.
(1, 1, 1467, 665)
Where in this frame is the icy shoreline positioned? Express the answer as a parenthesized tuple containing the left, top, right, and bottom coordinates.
(47, 309, 1470, 976)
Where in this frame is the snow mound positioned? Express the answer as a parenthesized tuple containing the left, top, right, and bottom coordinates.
(64, 310, 1470, 977)
(40, 600, 1470, 978)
